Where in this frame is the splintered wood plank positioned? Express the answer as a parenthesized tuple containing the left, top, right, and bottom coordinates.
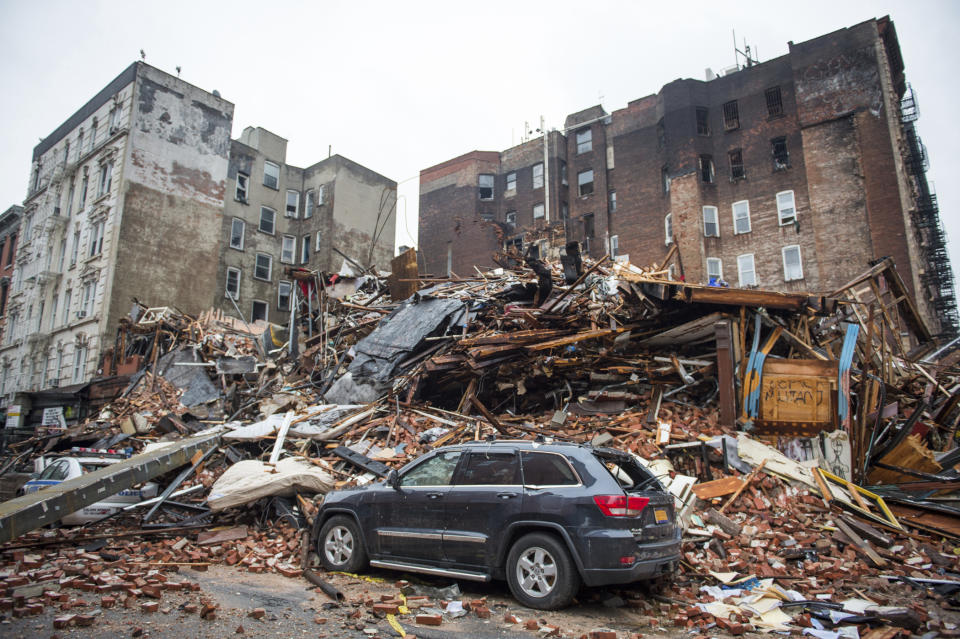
(691, 476, 744, 500)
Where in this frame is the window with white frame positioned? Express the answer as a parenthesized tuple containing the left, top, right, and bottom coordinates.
(89, 220, 105, 257)
(732, 200, 751, 234)
(608, 190, 616, 213)
(317, 184, 325, 204)
(96, 162, 113, 198)
(251, 300, 268, 323)
(609, 235, 619, 257)
(108, 103, 120, 132)
(505, 211, 517, 225)
(66, 178, 75, 216)
(664, 213, 673, 245)
(263, 161, 280, 189)
(505, 172, 516, 193)
(478, 174, 494, 200)
(278, 281, 292, 311)
(80, 280, 96, 317)
(70, 229, 80, 266)
(89, 118, 98, 152)
(577, 169, 594, 196)
(62, 289, 71, 324)
(254, 253, 272, 280)
(560, 160, 568, 186)
(23, 213, 33, 242)
(259, 207, 276, 234)
(782, 245, 803, 281)
(58, 237, 66, 271)
(703, 206, 719, 237)
(285, 190, 299, 217)
(301, 235, 310, 263)
(576, 129, 592, 154)
(73, 344, 87, 383)
(79, 171, 89, 210)
(225, 268, 240, 299)
(281, 235, 295, 263)
(50, 295, 58, 330)
(706, 257, 723, 282)
(667, 264, 677, 280)
(305, 190, 315, 218)
(315, 231, 322, 252)
(532, 163, 544, 189)
(737, 253, 756, 287)
(533, 203, 545, 219)
(236, 173, 249, 202)
(777, 190, 796, 225)
(230, 218, 245, 250)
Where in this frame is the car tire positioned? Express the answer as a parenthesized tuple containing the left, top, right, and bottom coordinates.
(317, 515, 368, 573)
(506, 532, 580, 610)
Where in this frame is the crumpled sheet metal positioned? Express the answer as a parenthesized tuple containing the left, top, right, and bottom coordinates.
(207, 457, 335, 511)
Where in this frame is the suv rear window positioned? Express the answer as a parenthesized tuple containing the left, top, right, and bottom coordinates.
(595, 453, 660, 491)
(520, 451, 579, 486)
(460, 452, 520, 485)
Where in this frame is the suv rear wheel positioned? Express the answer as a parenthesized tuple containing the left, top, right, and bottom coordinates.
(506, 532, 580, 610)
(317, 515, 368, 572)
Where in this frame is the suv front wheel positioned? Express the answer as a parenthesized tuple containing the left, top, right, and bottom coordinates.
(317, 515, 368, 572)
(506, 532, 580, 610)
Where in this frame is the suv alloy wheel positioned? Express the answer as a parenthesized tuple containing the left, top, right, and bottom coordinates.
(318, 515, 368, 572)
(506, 532, 580, 609)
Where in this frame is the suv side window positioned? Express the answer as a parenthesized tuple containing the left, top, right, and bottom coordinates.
(459, 452, 520, 485)
(401, 451, 461, 487)
(520, 452, 579, 486)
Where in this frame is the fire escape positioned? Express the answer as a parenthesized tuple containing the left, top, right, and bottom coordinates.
(900, 84, 959, 339)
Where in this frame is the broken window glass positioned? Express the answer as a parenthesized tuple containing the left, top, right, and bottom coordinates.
(699, 155, 715, 183)
(251, 300, 268, 322)
(772, 137, 789, 170)
(278, 281, 292, 311)
(235, 173, 248, 202)
(478, 174, 494, 200)
(230, 218, 245, 250)
(696, 107, 710, 135)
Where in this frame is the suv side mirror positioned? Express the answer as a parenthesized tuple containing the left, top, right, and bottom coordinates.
(386, 469, 400, 490)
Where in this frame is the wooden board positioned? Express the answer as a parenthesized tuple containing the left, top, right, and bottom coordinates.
(753, 358, 838, 436)
(692, 476, 744, 500)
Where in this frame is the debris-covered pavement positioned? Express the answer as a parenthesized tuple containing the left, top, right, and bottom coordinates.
(2, 247, 960, 638)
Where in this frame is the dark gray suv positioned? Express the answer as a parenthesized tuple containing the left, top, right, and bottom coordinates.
(312, 440, 679, 609)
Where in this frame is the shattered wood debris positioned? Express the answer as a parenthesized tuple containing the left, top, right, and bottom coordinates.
(2, 251, 960, 637)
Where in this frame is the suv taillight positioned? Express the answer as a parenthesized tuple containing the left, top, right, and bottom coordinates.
(593, 495, 650, 517)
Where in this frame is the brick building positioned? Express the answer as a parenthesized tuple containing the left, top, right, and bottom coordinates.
(216, 127, 396, 324)
(0, 206, 22, 347)
(419, 16, 957, 338)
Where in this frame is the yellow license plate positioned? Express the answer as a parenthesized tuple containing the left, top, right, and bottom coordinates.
(654, 508, 668, 524)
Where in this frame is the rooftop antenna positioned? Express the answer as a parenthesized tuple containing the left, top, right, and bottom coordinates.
(139, 49, 146, 61)
(176, 66, 181, 77)
(732, 29, 759, 69)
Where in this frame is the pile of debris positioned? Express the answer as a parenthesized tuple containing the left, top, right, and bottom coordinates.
(1, 246, 960, 638)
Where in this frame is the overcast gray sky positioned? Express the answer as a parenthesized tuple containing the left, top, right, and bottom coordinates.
(1, 0, 956, 290)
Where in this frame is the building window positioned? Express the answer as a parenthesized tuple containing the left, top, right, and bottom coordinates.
(782, 245, 803, 281)
(656, 119, 665, 150)
(561, 202, 569, 219)
(285, 190, 299, 217)
(583, 213, 595, 239)
(699, 155, 715, 183)
(108, 103, 120, 132)
(77, 129, 84, 158)
(560, 160, 568, 186)
(732, 200, 751, 234)
(664, 214, 673, 245)
(667, 265, 676, 281)
(606, 143, 615, 169)
(480, 211, 494, 222)
(251, 300, 268, 323)
(58, 237, 66, 271)
(79, 171, 89, 211)
(316, 231, 322, 252)
(317, 184, 325, 205)
(777, 190, 797, 225)
(254, 253, 272, 281)
(608, 190, 616, 213)
(89, 220, 105, 257)
(89, 118, 98, 152)
(696, 107, 710, 135)
(230, 218, 245, 250)
(737, 253, 756, 287)
(23, 213, 34, 242)
(225, 268, 241, 299)
(723, 100, 740, 130)
(263, 161, 280, 189)
(281, 235, 296, 263)
(70, 229, 79, 266)
(703, 206, 719, 237)
(729, 149, 745, 180)
(533, 203, 545, 219)
(707, 257, 723, 282)
(81, 280, 96, 317)
(609, 235, 619, 258)
(576, 129, 592, 154)
(73, 344, 87, 383)
(5, 233, 13, 267)
(66, 178, 75, 216)
(259, 206, 276, 234)
(505, 211, 517, 225)
(301, 235, 310, 263)
(478, 174, 494, 200)
(532, 163, 544, 189)
(505, 172, 516, 193)
(577, 169, 594, 196)
(278, 281, 292, 311)
(236, 173, 249, 202)
(661, 166, 670, 194)
(50, 295, 58, 330)
(96, 162, 112, 198)
(765, 86, 783, 117)
(772, 137, 789, 170)
(62, 141, 70, 166)
(304, 189, 315, 218)
(62, 290, 71, 324)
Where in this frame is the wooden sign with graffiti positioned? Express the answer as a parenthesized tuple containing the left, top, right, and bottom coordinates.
(753, 358, 839, 436)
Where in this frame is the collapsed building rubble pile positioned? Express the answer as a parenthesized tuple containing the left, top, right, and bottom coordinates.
(1, 247, 960, 637)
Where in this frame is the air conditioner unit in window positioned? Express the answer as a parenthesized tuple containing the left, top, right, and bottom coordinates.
(76, 310, 87, 319)
(49, 378, 59, 388)
(109, 126, 119, 135)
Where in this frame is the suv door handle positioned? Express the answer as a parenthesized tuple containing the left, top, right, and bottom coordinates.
(427, 492, 443, 500)
(497, 492, 517, 499)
